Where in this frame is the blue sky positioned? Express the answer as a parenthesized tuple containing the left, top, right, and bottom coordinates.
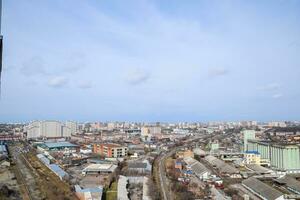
(1, 0, 300, 122)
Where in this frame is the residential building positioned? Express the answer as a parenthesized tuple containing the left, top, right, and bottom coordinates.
(141, 126, 161, 141)
(26, 120, 76, 139)
(93, 143, 127, 158)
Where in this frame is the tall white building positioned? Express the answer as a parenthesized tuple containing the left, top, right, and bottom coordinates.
(26, 121, 77, 139)
(243, 130, 256, 152)
(66, 121, 78, 135)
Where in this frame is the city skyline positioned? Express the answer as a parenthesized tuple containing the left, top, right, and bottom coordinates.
(1, 0, 300, 122)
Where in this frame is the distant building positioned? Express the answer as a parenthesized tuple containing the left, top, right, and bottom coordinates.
(26, 120, 77, 139)
(242, 130, 256, 152)
(93, 143, 127, 158)
(176, 149, 194, 158)
(141, 126, 161, 141)
(247, 140, 300, 173)
(244, 151, 261, 165)
(65, 121, 78, 135)
(268, 121, 287, 128)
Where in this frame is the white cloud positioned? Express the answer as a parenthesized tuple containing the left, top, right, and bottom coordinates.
(272, 93, 283, 99)
(78, 81, 93, 89)
(125, 68, 150, 85)
(208, 68, 230, 78)
(258, 83, 281, 91)
(47, 76, 68, 88)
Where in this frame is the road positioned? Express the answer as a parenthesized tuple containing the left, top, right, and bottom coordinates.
(9, 143, 43, 200)
(158, 148, 177, 200)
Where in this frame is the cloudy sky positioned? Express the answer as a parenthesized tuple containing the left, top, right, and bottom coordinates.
(1, 0, 300, 122)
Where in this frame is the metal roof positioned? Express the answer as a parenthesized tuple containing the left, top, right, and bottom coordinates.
(0, 145, 7, 153)
(49, 164, 68, 178)
(242, 177, 283, 200)
(44, 142, 78, 148)
(276, 175, 300, 194)
(184, 157, 210, 176)
(205, 155, 239, 174)
(246, 164, 272, 174)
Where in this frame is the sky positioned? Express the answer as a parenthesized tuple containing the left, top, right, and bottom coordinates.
(0, 0, 300, 122)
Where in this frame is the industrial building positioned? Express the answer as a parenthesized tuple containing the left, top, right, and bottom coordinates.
(127, 160, 152, 174)
(275, 175, 300, 195)
(26, 120, 77, 139)
(93, 143, 127, 158)
(37, 142, 79, 153)
(37, 154, 68, 180)
(242, 177, 284, 200)
(74, 185, 103, 200)
(82, 163, 117, 175)
(204, 155, 240, 177)
(184, 157, 211, 180)
(242, 130, 256, 152)
(247, 140, 300, 173)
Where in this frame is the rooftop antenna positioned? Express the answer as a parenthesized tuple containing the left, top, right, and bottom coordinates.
(0, 0, 3, 96)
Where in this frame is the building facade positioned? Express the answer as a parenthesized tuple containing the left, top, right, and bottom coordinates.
(93, 143, 128, 158)
(247, 140, 300, 173)
(26, 121, 76, 139)
(243, 130, 256, 152)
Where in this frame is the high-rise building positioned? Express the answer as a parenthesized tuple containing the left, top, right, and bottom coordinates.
(26, 120, 76, 139)
(66, 121, 78, 135)
(243, 130, 256, 152)
(141, 126, 161, 141)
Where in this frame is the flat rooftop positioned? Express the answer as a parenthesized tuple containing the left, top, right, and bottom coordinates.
(44, 142, 78, 148)
(83, 164, 117, 172)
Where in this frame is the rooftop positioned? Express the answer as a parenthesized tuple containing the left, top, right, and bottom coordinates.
(83, 164, 117, 172)
(242, 177, 283, 200)
(275, 175, 300, 193)
(44, 142, 78, 149)
(245, 150, 260, 155)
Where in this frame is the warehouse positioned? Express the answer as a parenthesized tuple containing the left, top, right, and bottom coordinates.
(204, 155, 240, 177)
(37, 142, 79, 153)
(245, 164, 273, 174)
(184, 157, 210, 180)
(82, 163, 117, 175)
(275, 175, 300, 195)
(242, 177, 284, 200)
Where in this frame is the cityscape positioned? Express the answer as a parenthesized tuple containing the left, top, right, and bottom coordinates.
(1, 121, 300, 200)
(1, 1, 300, 200)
